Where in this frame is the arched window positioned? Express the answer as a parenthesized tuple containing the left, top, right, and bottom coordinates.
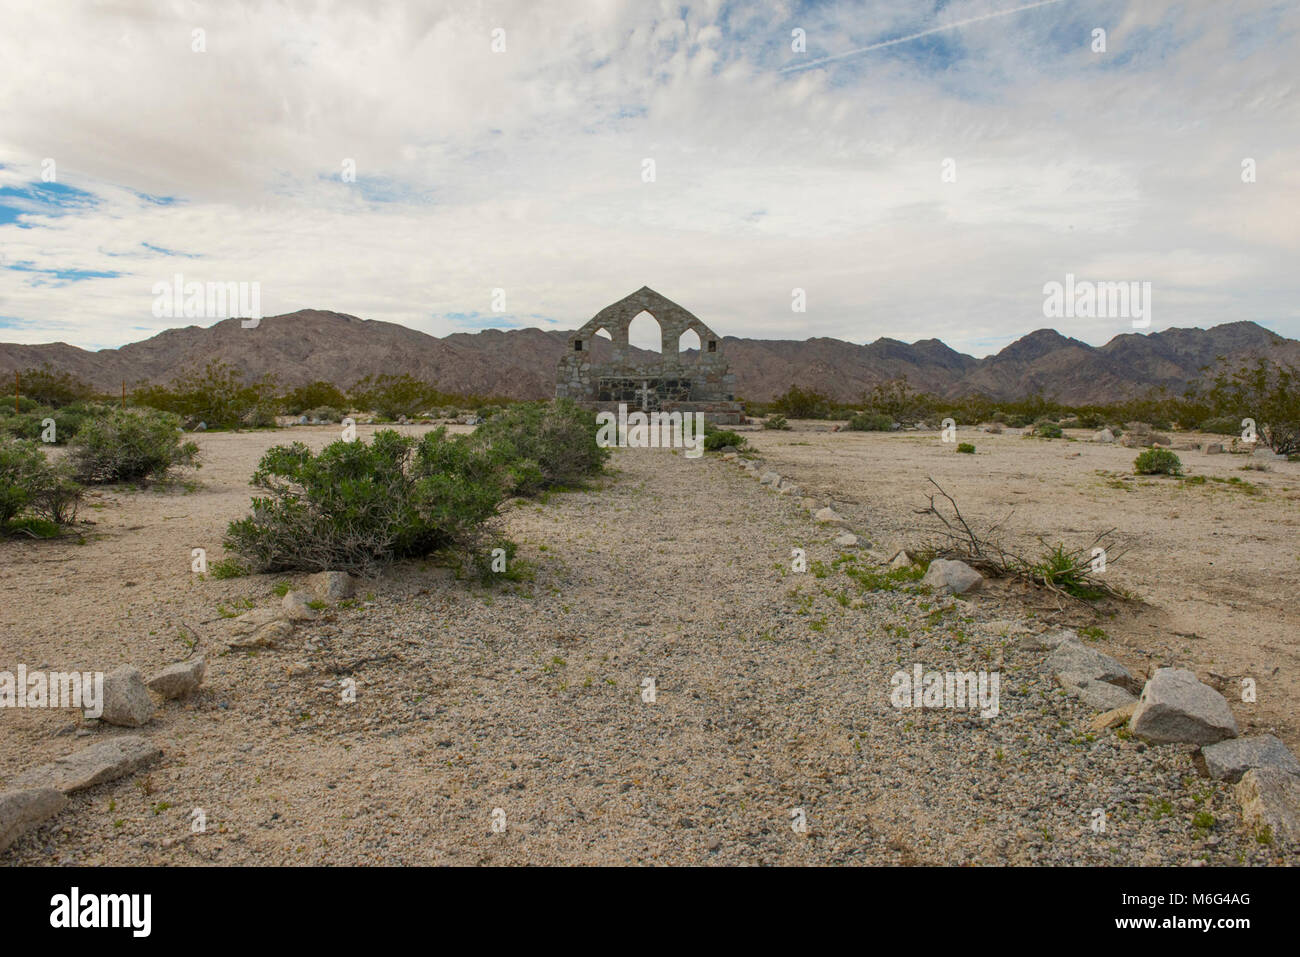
(627, 311, 662, 353)
(678, 328, 701, 358)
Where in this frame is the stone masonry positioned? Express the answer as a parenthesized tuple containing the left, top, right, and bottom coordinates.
(556, 287, 744, 424)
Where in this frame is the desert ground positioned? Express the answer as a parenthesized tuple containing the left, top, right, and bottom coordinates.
(1, 420, 1296, 865)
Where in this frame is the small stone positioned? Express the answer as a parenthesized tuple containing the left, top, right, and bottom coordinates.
(1044, 640, 1138, 693)
(1236, 767, 1300, 843)
(287, 662, 311, 677)
(0, 788, 67, 852)
(888, 550, 914, 570)
(1090, 702, 1138, 732)
(307, 571, 355, 602)
(1092, 428, 1115, 443)
(834, 531, 859, 548)
(921, 559, 982, 595)
(281, 590, 317, 621)
(146, 657, 206, 700)
(1202, 442, 1224, 455)
(813, 507, 849, 528)
(229, 619, 294, 649)
(1129, 667, 1238, 745)
(1202, 735, 1300, 782)
(1017, 627, 1078, 652)
(1073, 677, 1138, 711)
(10, 737, 162, 794)
(100, 666, 154, 727)
(759, 471, 781, 486)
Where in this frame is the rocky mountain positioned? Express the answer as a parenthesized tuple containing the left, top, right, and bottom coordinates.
(1, 311, 1296, 406)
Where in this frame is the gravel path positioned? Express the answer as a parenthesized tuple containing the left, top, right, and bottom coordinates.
(3, 442, 1286, 864)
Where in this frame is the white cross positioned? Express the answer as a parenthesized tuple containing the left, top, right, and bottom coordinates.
(634, 380, 654, 411)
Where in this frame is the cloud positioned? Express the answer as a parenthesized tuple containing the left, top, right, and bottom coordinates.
(0, 0, 1297, 356)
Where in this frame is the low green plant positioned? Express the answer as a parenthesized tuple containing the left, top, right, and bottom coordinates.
(69, 407, 198, 483)
(1134, 447, 1183, 476)
(956, 442, 975, 454)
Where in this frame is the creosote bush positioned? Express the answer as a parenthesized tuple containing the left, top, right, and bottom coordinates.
(956, 442, 975, 454)
(1134, 448, 1183, 476)
(703, 429, 746, 451)
(0, 438, 84, 531)
(470, 399, 609, 493)
(69, 407, 198, 484)
(847, 412, 894, 431)
(763, 414, 790, 431)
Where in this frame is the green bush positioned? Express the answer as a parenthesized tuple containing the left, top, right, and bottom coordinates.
(703, 429, 746, 451)
(132, 359, 278, 429)
(349, 373, 436, 420)
(764, 414, 790, 431)
(224, 429, 505, 573)
(1134, 448, 1183, 476)
(771, 385, 834, 419)
(0, 439, 83, 529)
(847, 412, 894, 431)
(13, 365, 95, 408)
(471, 400, 608, 493)
(1036, 422, 1063, 439)
(281, 381, 349, 415)
(956, 442, 975, 454)
(69, 407, 198, 483)
(1198, 416, 1241, 435)
(302, 406, 345, 424)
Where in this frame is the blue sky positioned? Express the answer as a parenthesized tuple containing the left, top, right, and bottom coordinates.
(0, 0, 1297, 355)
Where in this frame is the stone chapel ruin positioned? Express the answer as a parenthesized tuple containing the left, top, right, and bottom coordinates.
(556, 286, 743, 424)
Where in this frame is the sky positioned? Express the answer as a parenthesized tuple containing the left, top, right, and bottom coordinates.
(0, 0, 1297, 355)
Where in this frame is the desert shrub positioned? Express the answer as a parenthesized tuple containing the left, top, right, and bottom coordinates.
(0, 401, 110, 444)
(702, 429, 746, 452)
(771, 385, 834, 420)
(847, 412, 894, 432)
(1198, 416, 1241, 435)
(133, 359, 278, 429)
(69, 407, 198, 483)
(224, 429, 504, 573)
(349, 373, 437, 420)
(1134, 448, 1183, 476)
(956, 442, 975, 454)
(14, 365, 96, 408)
(470, 400, 608, 493)
(764, 414, 790, 431)
(302, 406, 344, 423)
(281, 381, 349, 415)
(1192, 359, 1300, 454)
(1035, 422, 1063, 439)
(0, 439, 83, 529)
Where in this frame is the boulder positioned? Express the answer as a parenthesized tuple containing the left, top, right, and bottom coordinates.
(833, 532, 859, 548)
(888, 550, 915, 570)
(308, 571, 355, 602)
(1093, 428, 1115, 443)
(1202, 442, 1225, 455)
(1236, 768, 1300, 843)
(759, 471, 780, 486)
(10, 736, 162, 794)
(228, 618, 293, 649)
(0, 788, 67, 853)
(225, 607, 282, 636)
(147, 657, 206, 700)
(922, 559, 983, 595)
(100, 666, 154, 727)
(1129, 668, 1238, 745)
(1056, 673, 1137, 710)
(1201, 735, 1300, 782)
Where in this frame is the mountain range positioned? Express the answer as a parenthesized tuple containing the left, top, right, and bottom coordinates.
(2, 311, 1297, 406)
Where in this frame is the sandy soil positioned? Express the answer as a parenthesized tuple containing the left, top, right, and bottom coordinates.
(0, 422, 1295, 865)
(749, 423, 1300, 753)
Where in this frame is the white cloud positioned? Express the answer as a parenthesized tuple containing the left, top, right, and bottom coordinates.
(1, 0, 1297, 355)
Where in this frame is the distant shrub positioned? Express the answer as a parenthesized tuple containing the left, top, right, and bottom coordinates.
(69, 407, 198, 483)
(764, 414, 790, 431)
(1134, 448, 1183, 476)
(15, 365, 96, 408)
(302, 406, 344, 424)
(1036, 422, 1063, 439)
(133, 359, 278, 430)
(281, 381, 349, 415)
(956, 442, 976, 454)
(471, 400, 608, 493)
(771, 385, 834, 419)
(224, 429, 504, 574)
(701, 428, 746, 452)
(847, 412, 894, 432)
(349, 373, 437, 420)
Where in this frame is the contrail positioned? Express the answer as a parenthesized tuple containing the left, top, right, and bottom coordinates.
(780, 0, 1067, 73)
